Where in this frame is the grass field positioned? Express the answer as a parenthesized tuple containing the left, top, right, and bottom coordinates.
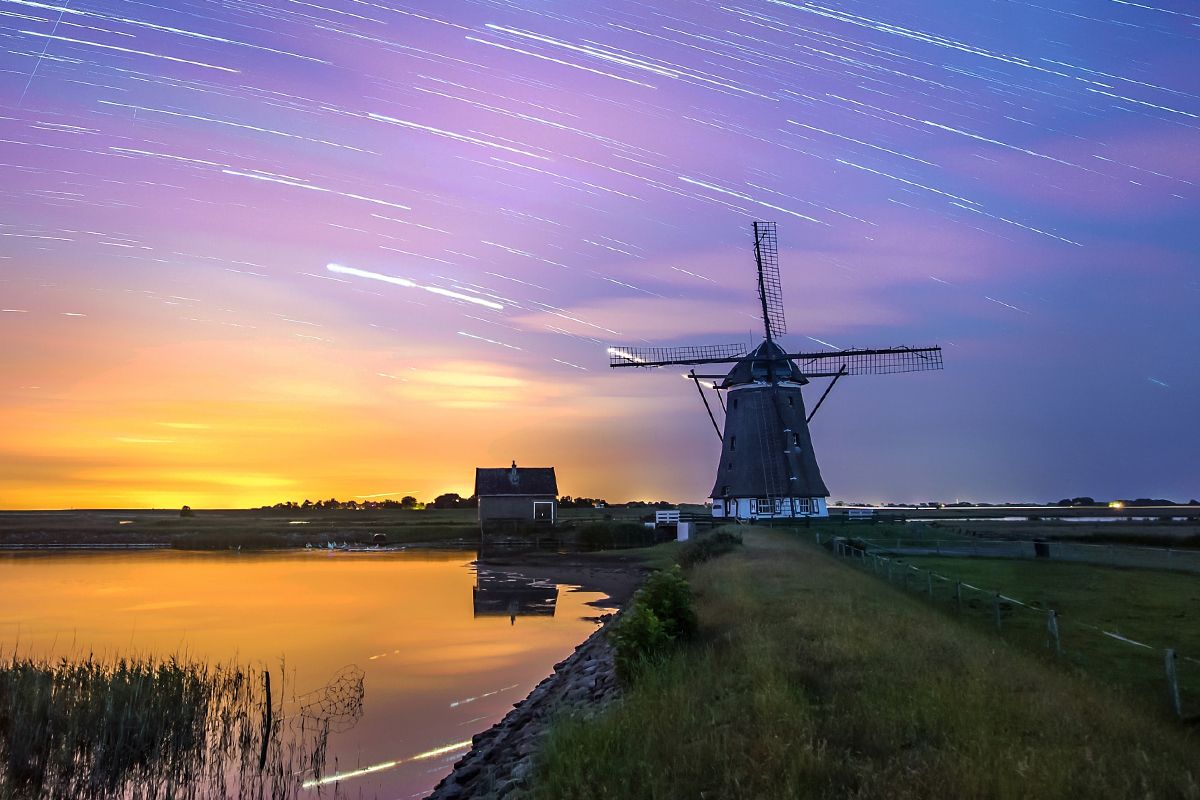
(0, 506, 681, 549)
(883, 553, 1200, 714)
(0, 509, 481, 548)
(533, 529, 1200, 800)
(816, 518, 1200, 549)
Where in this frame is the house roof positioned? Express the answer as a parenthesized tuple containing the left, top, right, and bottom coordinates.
(475, 464, 558, 496)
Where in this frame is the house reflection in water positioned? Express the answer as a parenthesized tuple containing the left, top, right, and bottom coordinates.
(473, 569, 559, 625)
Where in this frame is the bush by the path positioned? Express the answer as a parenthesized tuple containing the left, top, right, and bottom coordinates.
(609, 566, 697, 682)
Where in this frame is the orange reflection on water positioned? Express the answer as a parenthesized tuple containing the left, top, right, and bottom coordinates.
(0, 549, 613, 797)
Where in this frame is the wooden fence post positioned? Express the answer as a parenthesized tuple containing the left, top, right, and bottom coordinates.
(993, 593, 1003, 632)
(1165, 648, 1183, 719)
(926, 571, 934, 598)
(887, 560, 893, 582)
(955, 581, 962, 613)
(1047, 610, 1062, 655)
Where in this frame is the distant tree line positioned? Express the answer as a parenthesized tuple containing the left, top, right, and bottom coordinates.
(559, 496, 606, 508)
(1056, 497, 1200, 507)
(260, 496, 422, 511)
(258, 494, 618, 511)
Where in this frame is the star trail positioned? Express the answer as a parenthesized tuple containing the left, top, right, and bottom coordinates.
(0, 0, 1196, 508)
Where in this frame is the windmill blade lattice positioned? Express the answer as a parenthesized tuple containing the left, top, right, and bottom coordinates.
(788, 346, 943, 377)
(608, 343, 747, 368)
(753, 221, 787, 339)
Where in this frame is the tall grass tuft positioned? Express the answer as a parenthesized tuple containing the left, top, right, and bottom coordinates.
(0, 652, 336, 799)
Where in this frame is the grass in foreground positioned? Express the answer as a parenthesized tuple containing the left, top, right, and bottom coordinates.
(533, 530, 1200, 800)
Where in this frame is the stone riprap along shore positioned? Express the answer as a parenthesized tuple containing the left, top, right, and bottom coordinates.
(426, 614, 620, 799)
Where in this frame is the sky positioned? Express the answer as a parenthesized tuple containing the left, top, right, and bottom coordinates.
(0, 0, 1197, 509)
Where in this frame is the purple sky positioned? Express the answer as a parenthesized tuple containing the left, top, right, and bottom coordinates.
(1, 0, 1198, 508)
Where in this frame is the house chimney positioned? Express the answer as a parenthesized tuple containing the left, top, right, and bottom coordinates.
(510, 460, 519, 486)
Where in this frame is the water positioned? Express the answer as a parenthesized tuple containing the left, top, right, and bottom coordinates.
(0, 549, 615, 798)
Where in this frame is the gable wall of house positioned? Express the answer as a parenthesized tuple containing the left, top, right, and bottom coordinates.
(478, 495, 557, 521)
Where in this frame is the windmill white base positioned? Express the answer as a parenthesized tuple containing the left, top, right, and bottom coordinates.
(713, 496, 828, 521)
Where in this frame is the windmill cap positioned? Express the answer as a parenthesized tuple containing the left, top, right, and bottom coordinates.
(719, 340, 808, 388)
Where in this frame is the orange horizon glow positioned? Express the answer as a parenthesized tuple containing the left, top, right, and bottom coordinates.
(0, 297, 710, 510)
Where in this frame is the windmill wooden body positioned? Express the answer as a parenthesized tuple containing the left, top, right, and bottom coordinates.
(608, 222, 943, 521)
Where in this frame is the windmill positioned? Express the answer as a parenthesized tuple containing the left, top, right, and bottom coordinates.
(608, 221, 943, 520)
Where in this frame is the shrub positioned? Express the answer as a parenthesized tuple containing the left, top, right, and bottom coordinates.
(678, 530, 743, 568)
(639, 565, 698, 641)
(610, 602, 670, 682)
(609, 566, 697, 682)
(577, 521, 654, 551)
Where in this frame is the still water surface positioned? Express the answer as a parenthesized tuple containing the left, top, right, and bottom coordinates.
(0, 549, 614, 798)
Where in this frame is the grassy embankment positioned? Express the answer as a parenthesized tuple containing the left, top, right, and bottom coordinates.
(533, 529, 1200, 799)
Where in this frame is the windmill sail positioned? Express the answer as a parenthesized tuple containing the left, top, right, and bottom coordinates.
(607, 343, 747, 368)
(753, 221, 787, 341)
(789, 346, 943, 376)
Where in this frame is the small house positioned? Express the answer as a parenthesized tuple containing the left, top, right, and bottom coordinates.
(475, 461, 558, 525)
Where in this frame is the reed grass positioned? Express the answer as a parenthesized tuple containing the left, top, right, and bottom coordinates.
(0, 652, 334, 799)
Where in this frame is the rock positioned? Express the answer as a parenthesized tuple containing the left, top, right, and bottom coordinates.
(423, 606, 628, 799)
(435, 779, 463, 799)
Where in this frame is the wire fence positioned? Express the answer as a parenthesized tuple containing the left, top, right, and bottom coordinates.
(821, 534, 1197, 720)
